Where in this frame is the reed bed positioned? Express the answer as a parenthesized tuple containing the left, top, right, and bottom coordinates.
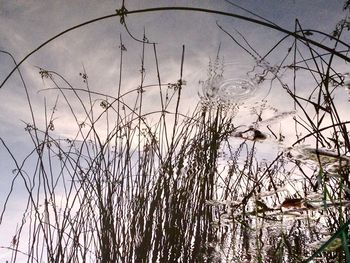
(1, 2, 350, 262)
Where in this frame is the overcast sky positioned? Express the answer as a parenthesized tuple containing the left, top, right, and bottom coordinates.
(0, 0, 350, 259)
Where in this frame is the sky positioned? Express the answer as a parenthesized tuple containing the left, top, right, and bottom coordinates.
(0, 0, 350, 260)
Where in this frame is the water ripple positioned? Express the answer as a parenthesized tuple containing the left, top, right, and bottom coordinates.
(201, 61, 259, 103)
(217, 78, 257, 101)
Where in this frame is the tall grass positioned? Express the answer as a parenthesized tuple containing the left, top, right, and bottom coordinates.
(1, 2, 350, 262)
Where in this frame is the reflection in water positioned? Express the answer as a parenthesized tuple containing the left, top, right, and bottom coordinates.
(3, 59, 350, 262)
(3, 7, 350, 262)
(200, 58, 259, 104)
(217, 78, 257, 102)
(6, 68, 348, 262)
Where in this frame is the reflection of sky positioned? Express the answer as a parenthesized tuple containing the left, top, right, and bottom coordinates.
(0, 0, 350, 259)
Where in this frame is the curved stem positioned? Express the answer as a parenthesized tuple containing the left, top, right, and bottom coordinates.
(1, 6, 350, 89)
